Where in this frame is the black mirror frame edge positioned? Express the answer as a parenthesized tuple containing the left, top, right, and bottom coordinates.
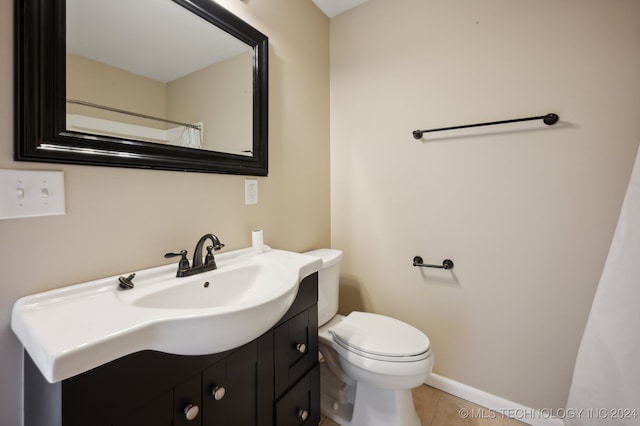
(14, 0, 269, 176)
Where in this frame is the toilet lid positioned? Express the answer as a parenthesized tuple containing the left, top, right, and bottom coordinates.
(330, 312, 430, 359)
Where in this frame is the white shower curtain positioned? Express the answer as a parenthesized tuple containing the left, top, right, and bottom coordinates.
(167, 125, 202, 149)
(566, 145, 640, 425)
(178, 126, 202, 149)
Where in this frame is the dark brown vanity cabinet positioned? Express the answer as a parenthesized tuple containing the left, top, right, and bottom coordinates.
(24, 273, 319, 426)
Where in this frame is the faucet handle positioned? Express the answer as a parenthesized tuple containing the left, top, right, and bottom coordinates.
(202, 245, 220, 268)
(164, 250, 190, 270)
(205, 246, 216, 266)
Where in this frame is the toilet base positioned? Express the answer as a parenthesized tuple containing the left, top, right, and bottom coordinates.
(320, 362, 421, 426)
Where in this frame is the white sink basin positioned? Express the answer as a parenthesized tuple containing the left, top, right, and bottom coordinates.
(120, 262, 289, 310)
(11, 247, 322, 383)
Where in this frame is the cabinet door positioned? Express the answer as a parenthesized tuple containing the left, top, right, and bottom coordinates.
(274, 306, 318, 397)
(275, 364, 320, 426)
(174, 375, 203, 426)
(202, 341, 258, 425)
(116, 391, 173, 426)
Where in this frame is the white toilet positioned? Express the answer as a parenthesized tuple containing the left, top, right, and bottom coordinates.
(304, 249, 433, 426)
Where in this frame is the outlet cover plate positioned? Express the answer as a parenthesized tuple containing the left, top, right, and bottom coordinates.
(245, 179, 258, 205)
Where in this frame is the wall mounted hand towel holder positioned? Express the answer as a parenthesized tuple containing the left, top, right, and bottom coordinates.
(413, 256, 454, 270)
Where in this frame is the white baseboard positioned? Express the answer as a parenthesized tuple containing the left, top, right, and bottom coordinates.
(425, 374, 565, 426)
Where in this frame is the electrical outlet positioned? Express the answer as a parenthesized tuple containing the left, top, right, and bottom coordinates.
(245, 179, 258, 205)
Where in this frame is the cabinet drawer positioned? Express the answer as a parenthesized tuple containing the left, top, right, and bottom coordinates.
(275, 364, 320, 426)
(274, 305, 318, 397)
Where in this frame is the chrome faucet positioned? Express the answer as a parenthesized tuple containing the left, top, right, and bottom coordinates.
(165, 233, 225, 277)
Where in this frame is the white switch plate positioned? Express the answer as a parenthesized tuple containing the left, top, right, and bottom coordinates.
(0, 170, 66, 219)
(245, 179, 258, 205)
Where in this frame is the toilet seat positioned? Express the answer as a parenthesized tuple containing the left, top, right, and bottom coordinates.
(330, 312, 431, 362)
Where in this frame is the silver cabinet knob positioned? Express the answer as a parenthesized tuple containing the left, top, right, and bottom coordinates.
(296, 343, 307, 353)
(211, 385, 226, 400)
(184, 403, 199, 421)
(298, 409, 309, 421)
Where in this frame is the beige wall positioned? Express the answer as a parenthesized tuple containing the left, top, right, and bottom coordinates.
(68, 52, 254, 151)
(168, 52, 254, 153)
(0, 0, 329, 424)
(67, 54, 168, 129)
(330, 0, 640, 411)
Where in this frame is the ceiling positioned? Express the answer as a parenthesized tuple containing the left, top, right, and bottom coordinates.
(311, 0, 369, 18)
(66, 0, 370, 83)
(66, 0, 250, 83)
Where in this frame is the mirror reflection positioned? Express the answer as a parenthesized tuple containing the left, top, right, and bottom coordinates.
(66, 0, 254, 156)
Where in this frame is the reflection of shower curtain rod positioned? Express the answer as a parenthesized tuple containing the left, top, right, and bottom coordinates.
(66, 99, 202, 130)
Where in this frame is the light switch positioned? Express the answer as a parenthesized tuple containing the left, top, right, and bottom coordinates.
(0, 170, 66, 219)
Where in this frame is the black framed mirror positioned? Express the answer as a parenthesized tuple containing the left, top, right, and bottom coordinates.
(15, 0, 268, 175)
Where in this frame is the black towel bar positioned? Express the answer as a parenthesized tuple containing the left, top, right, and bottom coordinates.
(413, 256, 454, 270)
(412, 113, 559, 139)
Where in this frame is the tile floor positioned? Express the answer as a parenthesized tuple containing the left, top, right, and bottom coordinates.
(319, 384, 528, 426)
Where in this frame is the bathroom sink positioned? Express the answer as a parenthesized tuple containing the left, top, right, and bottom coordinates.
(11, 247, 322, 383)
(119, 262, 289, 310)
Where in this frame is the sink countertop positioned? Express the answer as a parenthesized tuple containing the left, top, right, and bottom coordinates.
(11, 247, 322, 383)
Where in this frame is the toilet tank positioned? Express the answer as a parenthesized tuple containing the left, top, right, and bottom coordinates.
(304, 249, 343, 327)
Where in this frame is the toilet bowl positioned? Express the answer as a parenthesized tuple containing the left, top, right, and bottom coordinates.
(304, 249, 433, 426)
